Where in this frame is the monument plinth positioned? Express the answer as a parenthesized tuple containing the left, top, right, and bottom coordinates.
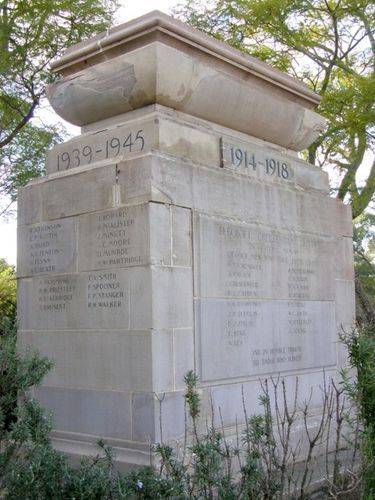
(18, 11, 355, 468)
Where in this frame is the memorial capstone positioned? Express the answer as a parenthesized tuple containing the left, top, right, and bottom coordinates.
(18, 11, 355, 468)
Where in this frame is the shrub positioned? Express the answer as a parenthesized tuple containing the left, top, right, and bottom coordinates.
(341, 323, 375, 498)
(0, 259, 17, 327)
(0, 319, 371, 499)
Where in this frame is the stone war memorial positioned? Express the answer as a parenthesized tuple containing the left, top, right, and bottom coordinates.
(18, 11, 355, 469)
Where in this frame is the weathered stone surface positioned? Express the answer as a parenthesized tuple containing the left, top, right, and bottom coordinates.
(18, 184, 42, 226)
(335, 237, 355, 281)
(205, 369, 338, 427)
(78, 203, 170, 271)
(193, 212, 334, 300)
(118, 154, 349, 237)
(173, 328, 195, 389)
(18, 218, 77, 278)
(36, 386, 132, 440)
(221, 137, 295, 185)
(41, 165, 116, 219)
(159, 117, 220, 168)
(17, 10, 355, 471)
(46, 119, 156, 175)
(171, 206, 192, 267)
(335, 279, 356, 366)
(48, 13, 324, 151)
(132, 390, 185, 442)
(19, 330, 154, 392)
(18, 270, 131, 331)
(151, 267, 193, 329)
(195, 299, 336, 382)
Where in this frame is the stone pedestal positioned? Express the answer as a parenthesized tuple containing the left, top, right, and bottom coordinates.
(18, 11, 355, 468)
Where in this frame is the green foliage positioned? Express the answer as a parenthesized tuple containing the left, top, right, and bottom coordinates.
(341, 323, 375, 497)
(0, 0, 118, 211)
(354, 213, 375, 300)
(0, 320, 368, 498)
(175, 0, 375, 218)
(0, 258, 16, 324)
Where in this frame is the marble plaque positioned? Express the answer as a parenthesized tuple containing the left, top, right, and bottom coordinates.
(196, 299, 336, 381)
(18, 219, 77, 277)
(194, 213, 335, 300)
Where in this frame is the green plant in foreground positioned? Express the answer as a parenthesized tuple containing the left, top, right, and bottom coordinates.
(341, 323, 375, 498)
(0, 320, 371, 499)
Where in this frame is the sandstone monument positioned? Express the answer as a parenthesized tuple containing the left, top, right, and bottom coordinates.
(17, 11, 355, 468)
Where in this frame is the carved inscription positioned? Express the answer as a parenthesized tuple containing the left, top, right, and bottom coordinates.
(20, 270, 130, 331)
(194, 212, 336, 381)
(78, 206, 148, 271)
(221, 138, 294, 183)
(195, 214, 334, 300)
(38, 276, 76, 312)
(18, 219, 76, 277)
(46, 120, 155, 174)
(197, 299, 336, 381)
(87, 272, 125, 309)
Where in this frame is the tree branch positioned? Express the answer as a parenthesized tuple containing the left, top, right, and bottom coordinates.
(0, 98, 39, 149)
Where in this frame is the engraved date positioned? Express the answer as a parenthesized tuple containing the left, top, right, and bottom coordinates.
(56, 129, 145, 170)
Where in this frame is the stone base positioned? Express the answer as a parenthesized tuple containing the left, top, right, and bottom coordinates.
(18, 105, 355, 469)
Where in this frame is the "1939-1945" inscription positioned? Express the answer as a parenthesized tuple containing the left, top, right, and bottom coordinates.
(56, 129, 145, 170)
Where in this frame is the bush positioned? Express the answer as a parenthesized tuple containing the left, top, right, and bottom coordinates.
(341, 323, 375, 498)
(0, 319, 371, 498)
(0, 259, 17, 327)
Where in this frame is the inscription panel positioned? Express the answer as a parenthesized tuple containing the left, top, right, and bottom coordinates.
(19, 270, 131, 330)
(196, 299, 336, 381)
(194, 213, 334, 300)
(18, 219, 77, 277)
(78, 205, 149, 271)
(46, 119, 155, 174)
(221, 138, 295, 183)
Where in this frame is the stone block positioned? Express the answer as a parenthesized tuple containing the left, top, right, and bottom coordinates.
(151, 330, 174, 392)
(153, 390, 186, 442)
(19, 330, 154, 392)
(171, 206, 192, 267)
(335, 278, 356, 367)
(118, 154, 342, 238)
(46, 118, 156, 175)
(221, 137, 295, 185)
(207, 369, 337, 428)
(78, 203, 171, 271)
(17, 218, 77, 278)
(132, 389, 186, 443)
(132, 392, 156, 443)
(36, 386, 132, 440)
(173, 328, 195, 389)
(195, 299, 336, 382)
(294, 160, 329, 193)
(329, 198, 353, 237)
(158, 117, 220, 167)
(335, 237, 355, 281)
(151, 266, 193, 329)
(18, 269, 133, 331)
(18, 184, 42, 226)
(41, 165, 116, 220)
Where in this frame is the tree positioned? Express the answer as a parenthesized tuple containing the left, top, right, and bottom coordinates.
(353, 213, 375, 323)
(0, 0, 118, 215)
(0, 259, 16, 325)
(175, 0, 375, 219)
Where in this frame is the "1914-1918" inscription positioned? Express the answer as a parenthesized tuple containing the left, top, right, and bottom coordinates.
(220, 138, 294, 182)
